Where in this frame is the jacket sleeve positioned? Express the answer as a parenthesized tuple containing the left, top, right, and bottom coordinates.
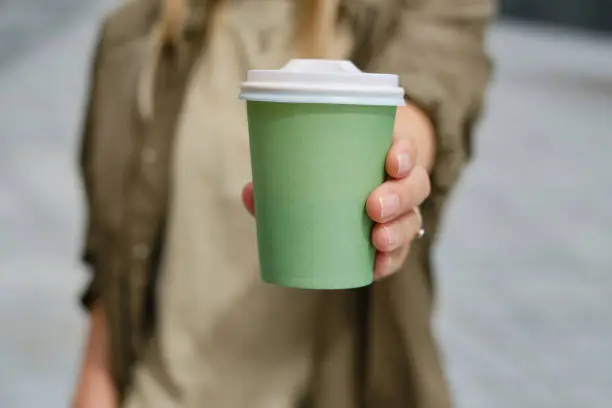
(78, 26, 106, 311)
(351, 4, 495, 404)
(363, 0, 495, 227)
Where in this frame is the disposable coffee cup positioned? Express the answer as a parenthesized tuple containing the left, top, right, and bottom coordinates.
(240, 59, 405, 289)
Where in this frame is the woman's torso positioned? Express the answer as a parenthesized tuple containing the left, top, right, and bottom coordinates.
(124, 2, 349, 406)
(85, 0, 451, 406)
(98, 1, 365, 406)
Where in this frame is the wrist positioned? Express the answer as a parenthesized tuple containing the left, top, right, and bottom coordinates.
(73, 305, 116, 407)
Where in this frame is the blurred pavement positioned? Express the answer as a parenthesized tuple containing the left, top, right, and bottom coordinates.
(436, 23, 612, 408)
(0, 2, 611, 407)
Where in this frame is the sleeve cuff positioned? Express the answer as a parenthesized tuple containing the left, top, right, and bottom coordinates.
(79, 251, 101, 311)
(80, 277, 101, 311)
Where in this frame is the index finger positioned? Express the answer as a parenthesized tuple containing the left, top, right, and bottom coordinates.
(385, 136, 416, 179)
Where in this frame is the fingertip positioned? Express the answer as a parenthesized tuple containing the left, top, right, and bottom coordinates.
(374, 252, 391, 280)
(242, 182, 255, 216)
(386, 139, 416, 179)
(371, 224, 387, 252)
(365, 192, 383, 222)
(372, 223, 401, 252)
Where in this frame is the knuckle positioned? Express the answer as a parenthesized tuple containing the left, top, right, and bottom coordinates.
(404, 221, 417, 246)
(402, 241, 412, 260)
(392, 247, 410, 272)
(413, 166, 431, 199)
(399, 181, 417, 209)
(406, 139, 417, 160)
(398, 138, 416, 164)
(373, 227, 389, 251)
(398, 184, 413, 210)
(387, 225, 403, 251)
(407, 212, 420, 231)
(422, 169, 431, 197)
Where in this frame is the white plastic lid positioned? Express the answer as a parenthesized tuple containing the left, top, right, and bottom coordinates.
(240, 59, 405, 106)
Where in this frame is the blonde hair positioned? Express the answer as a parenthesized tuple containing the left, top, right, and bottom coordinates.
(295, 0, 339, 58)
(138, 0, 190, 119)
(156, 0, 340, 54)
(157, 0, 190, 47)
(139, 0, 338, 118)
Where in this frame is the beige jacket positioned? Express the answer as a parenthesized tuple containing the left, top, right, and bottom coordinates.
(79, 0, 494, 406)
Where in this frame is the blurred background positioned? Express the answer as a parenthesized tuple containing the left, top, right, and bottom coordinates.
(0, 0, 610, 407)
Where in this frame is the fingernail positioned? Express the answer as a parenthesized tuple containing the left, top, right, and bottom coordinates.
(379, 194, 400, 219)
(385, 254, 394, 274)
(384, 252, 397, 276)
(384, 226, 398, 248)
(375, 254, 394, 281)
(397, 153, 411, 175)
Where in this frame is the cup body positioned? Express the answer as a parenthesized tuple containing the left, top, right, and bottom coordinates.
(247, 101, 396, 289)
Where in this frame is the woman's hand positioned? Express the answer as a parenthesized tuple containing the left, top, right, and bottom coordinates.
(242, 102, 435, 281)
(366, 104, 435, 279)
(72, 305, 117, 408)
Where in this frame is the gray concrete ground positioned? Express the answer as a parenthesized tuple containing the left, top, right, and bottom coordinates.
(436, 23, 612, 408)
(0, 2, 611, 407)
(0, 2, 116, 406)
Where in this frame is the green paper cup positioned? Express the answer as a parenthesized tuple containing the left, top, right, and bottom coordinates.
(240, 59, 405, 289)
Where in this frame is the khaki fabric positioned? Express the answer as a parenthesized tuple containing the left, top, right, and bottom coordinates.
(78, 0, 494, 406)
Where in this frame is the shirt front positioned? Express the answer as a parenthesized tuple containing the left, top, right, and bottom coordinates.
(125, 2, 330, 406)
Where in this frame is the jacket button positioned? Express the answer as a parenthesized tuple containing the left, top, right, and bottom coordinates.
(132, 243, 150, 260)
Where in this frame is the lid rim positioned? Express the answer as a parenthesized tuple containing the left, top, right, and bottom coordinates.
(240, 92, 406, 107)
(240, 82, 403, 93)
(240, 59, 405, 106)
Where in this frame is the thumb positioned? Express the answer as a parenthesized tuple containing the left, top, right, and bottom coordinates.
(242, 182, 255, 216)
